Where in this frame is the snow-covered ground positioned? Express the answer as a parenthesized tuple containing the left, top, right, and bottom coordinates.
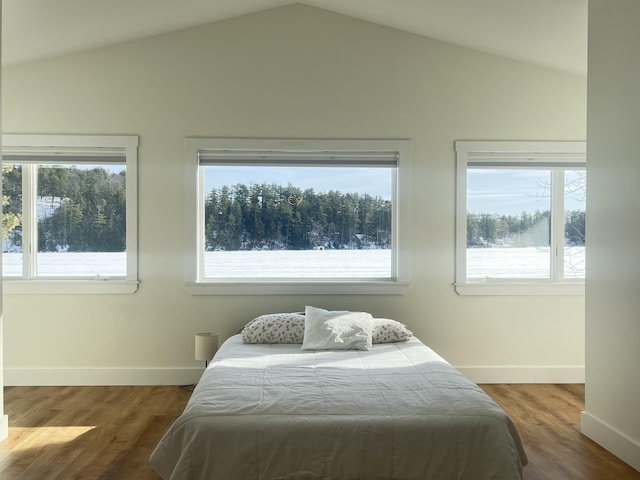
(467, 246, 586, 279)
(1, 247, 585, 279)
(203, 249, 392, 278)
(2, 252, 127, 277)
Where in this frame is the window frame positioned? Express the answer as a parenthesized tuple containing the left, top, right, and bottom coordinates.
(184, 138, 412, 295)
(455, 140, 586, 296)
(2, 134, 139, 294)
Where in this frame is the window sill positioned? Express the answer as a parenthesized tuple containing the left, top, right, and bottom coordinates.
(3, 279, 139, 295)
(454, 281, 585, 296)
(185, 280, 411, 296)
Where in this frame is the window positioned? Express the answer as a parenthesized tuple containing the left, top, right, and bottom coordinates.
(2, 134, 139, 294)
(185, 138, 411, 295)
(455, 141, 586, 295)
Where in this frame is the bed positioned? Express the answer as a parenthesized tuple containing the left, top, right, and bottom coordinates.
(150, 309, 527, 479)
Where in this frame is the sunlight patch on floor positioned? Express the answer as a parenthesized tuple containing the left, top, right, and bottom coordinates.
(7, 426, 96, 451)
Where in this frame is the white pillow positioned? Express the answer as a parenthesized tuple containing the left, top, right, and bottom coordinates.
(301, 306, 373, 351)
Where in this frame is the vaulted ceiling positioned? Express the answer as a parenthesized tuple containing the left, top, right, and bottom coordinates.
(2, 0, 587, 76)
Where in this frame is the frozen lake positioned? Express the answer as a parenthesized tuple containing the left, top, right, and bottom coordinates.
(2, 252, 127, 277)
(467, 246, 585, 279)
(203, 249, 392, 278)
(2, 247, 585, 279)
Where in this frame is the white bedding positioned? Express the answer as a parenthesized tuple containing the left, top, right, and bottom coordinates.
(150, 335, 527, 479)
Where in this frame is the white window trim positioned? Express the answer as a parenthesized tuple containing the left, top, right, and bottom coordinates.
(455, 140, 586, 296)
(2, 134, 139, 294)
(184, 138, 412, 295)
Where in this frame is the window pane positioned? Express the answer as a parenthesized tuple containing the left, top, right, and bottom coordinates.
(564, 169, 586, 279)
(466, 168, 551, 279)
(36, 164, 126, 277)
(2, 164, 23, 276)
(202, 165, 393, 278)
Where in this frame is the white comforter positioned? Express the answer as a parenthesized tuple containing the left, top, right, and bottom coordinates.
(150, 335, 527, 480)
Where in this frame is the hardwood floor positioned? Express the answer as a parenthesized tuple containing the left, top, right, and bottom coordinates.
(0, 384, 637, 479)
(0, 386, 191, 479)
(480, 384, 639, 480)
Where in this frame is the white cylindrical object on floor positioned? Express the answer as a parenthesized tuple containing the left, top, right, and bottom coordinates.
(195, 332, 219, 362)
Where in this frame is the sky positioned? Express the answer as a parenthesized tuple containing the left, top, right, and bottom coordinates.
(204, 166, 392, 200)
(467, 169, 586, 215)
(467, 169, 550, 215)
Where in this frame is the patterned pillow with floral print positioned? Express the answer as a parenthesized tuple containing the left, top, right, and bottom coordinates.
(372, 318, 413, 344)
(242, 313, 305, 344)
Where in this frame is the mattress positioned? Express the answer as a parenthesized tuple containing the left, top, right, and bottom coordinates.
(150, 335, 527, 479)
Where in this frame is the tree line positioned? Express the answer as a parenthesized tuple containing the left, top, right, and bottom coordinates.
(205, 183, 392, 251)
(467, 210, 586, 247)
(2, 165, 126, 252)
(2, 166, 586, 253)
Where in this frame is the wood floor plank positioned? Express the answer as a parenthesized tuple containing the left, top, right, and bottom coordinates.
(0, 384, 638, 479)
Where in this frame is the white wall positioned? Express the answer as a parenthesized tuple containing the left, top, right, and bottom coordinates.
(1, 5, 587, 386)
(581, 0, 640, 471)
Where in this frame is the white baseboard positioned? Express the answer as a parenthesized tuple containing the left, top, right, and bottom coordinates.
(4, 367, 205, 386)
(0, 415, 8, 441)
(581, 411, 640, 472)
(456, 366, 585, 384)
